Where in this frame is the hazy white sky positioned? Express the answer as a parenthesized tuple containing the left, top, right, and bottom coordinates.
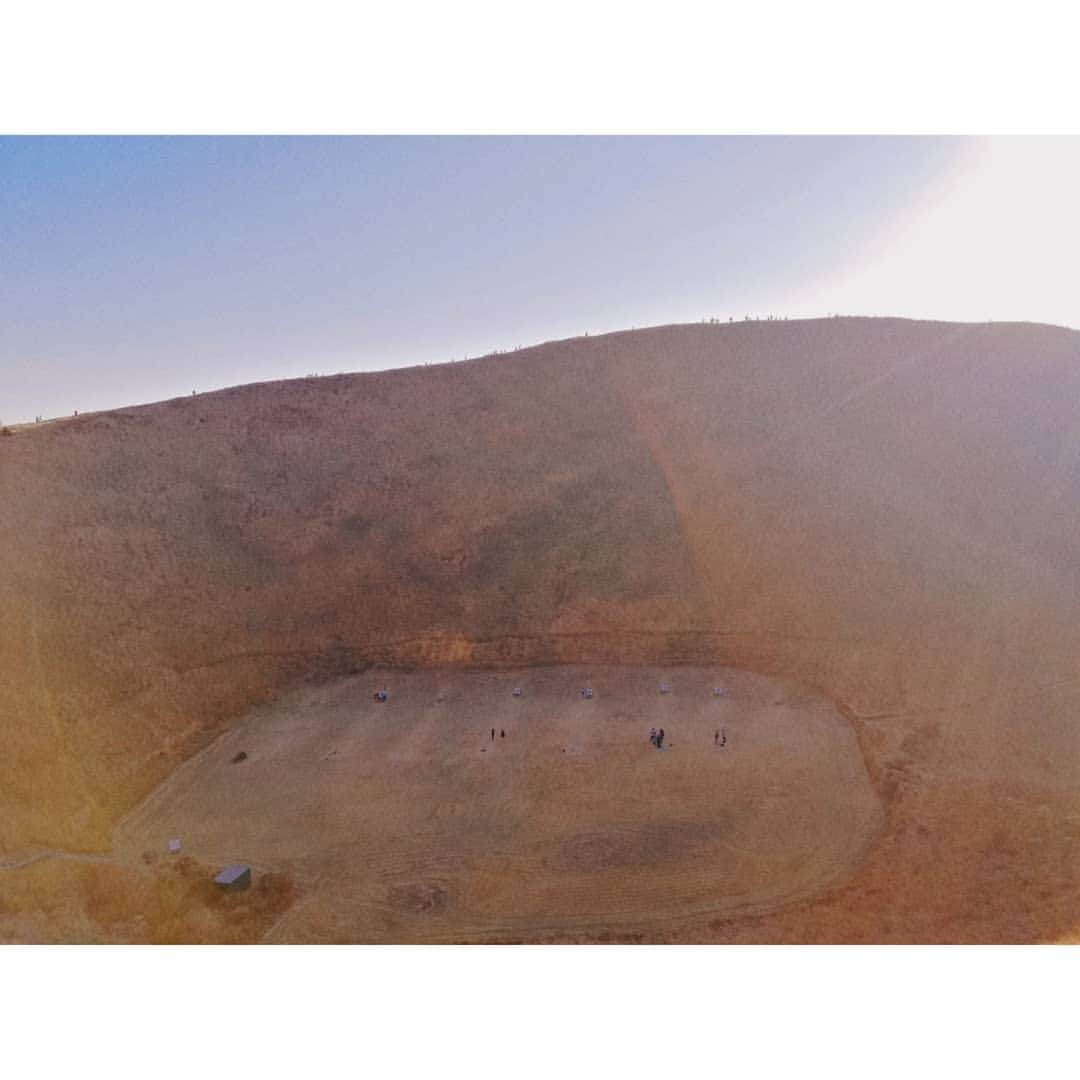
(795, 137, 1080, 325)
(2, 136, 1077, 424)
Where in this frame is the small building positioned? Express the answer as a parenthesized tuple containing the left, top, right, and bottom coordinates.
(168, 838, 182, 853)
(214, 864, 252, 892)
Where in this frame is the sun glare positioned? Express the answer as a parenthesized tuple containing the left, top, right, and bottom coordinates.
(807, 137, 1080, 328)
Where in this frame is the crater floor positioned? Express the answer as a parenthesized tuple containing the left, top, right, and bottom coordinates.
(114, 666, 883, 942)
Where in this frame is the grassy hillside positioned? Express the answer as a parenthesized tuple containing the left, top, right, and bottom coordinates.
(4, 316, 1080, 940)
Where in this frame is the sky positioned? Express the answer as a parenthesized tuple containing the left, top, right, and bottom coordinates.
(3, 135, 1079, 424)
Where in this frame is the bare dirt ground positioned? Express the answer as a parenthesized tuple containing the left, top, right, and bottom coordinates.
(109, 666, 881, 942)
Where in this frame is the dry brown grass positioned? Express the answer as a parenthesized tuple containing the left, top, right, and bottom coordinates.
(5, 316, 1080, 941)
(0, 855, 295, 944)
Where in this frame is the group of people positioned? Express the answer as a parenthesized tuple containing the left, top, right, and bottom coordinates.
(370, 684, 731, 754)
(646, 726, 729, 750)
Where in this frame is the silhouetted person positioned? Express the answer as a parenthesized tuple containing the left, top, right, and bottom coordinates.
(714, 731, 719, 746)
(500, 729, 505, 739)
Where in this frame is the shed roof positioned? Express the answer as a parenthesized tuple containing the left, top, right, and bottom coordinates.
(214, 863, 251, 885)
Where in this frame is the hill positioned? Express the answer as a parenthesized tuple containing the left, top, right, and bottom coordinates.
(4, 316, 1080, 941)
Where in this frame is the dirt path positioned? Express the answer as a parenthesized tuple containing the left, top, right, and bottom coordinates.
(0, 849, 113, 872)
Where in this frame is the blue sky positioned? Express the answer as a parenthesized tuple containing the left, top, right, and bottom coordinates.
(4, 135, 1074, 424)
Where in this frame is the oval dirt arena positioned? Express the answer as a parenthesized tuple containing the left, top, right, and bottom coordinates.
(113, 667, 882, 942)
